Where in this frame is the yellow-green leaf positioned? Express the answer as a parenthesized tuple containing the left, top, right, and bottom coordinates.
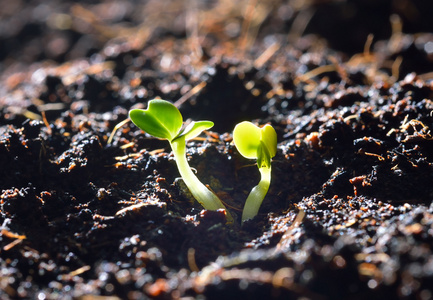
(261, 124, 277, 159)
(233, 121, 261, 159)
(233, 121, 277, 167)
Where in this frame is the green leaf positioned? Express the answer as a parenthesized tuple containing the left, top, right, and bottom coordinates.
(129, 99, 183, 141)
(233, 121, 261, 159)
(177, 120, 214, 141)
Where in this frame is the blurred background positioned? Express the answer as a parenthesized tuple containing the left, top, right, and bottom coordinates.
(1, 0, 432, 72)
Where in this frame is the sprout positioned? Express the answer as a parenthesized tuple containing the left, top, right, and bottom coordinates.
(233, 121, 277, 222)
(129, 99, 229, 216)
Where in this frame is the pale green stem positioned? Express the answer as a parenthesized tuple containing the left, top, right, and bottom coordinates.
(241, 166, 271, 222)
(170, 137, 227, 211)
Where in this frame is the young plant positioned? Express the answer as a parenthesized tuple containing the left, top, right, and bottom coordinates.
(129, 99, 229, 214)
(233, 121, 277, 222)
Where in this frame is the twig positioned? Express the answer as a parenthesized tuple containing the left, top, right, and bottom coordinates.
(173, 81, 207, 107)
(107, 118, 130, 145)
(188, 248, 200, 272)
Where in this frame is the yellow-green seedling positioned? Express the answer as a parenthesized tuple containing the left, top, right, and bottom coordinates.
(129, 99, 228, 213)
(233, 121, 277, 222)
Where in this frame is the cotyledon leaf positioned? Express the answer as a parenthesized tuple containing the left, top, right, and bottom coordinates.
(129, 99, 183, 141)
(177, 120, 214, 141)
(233, 121, 261, 159)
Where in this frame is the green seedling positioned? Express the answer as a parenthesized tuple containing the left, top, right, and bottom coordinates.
(233, 121, 277, 222)
(129, 99, 229, 215)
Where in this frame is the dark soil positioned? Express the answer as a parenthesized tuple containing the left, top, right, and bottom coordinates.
(1, 0, 433, 299)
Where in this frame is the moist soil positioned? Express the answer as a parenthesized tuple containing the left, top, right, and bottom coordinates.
(1, 1, 433, 299)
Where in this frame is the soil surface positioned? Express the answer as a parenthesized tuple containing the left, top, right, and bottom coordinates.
(1, 0, 433, 299)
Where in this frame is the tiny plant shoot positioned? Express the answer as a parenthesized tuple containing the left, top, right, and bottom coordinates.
(129, 99, 229, 215)
(233, 121, 277, 222)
